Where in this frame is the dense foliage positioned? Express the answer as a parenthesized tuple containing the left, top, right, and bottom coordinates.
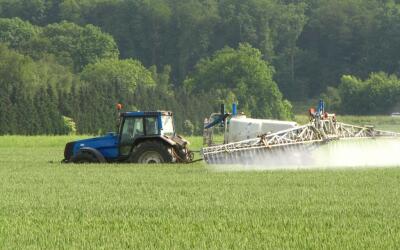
(1, 0, 400, 134)
(0, 17, 291, 135)
(185, 44, 292, 119)
(336, 73, 400, 114)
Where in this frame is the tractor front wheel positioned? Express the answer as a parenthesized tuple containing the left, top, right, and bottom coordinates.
(130, 141, 173, 164)
(71, 151, 99, 163)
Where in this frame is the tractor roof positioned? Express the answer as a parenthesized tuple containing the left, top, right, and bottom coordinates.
(121, 111, 173, 117)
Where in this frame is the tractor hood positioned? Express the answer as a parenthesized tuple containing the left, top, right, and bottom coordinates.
(69, 132, 119, 160)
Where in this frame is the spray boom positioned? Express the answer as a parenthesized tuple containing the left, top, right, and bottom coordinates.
(202, 99, 400, 165)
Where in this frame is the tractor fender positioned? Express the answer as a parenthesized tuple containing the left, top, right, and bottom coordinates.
(159, 136, 177, 146)
(133, 136, 177, 147)
(78, 147, 107, 163)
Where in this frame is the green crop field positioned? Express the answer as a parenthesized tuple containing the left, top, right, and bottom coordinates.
(1, 132, 400, 248)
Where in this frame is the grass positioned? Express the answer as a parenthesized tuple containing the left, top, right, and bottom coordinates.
(1, 133, 400, 248)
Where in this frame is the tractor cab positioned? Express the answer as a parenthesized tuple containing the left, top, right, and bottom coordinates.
(63, 110, 193, 164)
(119, 111, 175, 138)
(117, 111, 175, 157)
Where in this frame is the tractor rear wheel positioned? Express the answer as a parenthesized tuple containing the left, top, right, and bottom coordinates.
(71, 151, 99, 163)
(129, 140, 173, 164)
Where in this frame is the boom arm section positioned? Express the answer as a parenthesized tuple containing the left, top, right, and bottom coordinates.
(202, 118, 400, 164)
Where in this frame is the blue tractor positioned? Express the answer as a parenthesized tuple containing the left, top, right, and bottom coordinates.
(63, 111, 193, 164)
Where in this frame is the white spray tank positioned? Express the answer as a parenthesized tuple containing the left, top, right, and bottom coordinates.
(225, 104, 298, 143)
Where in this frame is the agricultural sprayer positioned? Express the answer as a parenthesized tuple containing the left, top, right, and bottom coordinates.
(202, 100, 400, 165)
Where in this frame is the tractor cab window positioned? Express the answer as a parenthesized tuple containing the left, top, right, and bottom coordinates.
(120, 117, 144, 157)
(161, 115, 174, 136)
(120, 117, 144, 144)
(145, 117, 159, 135)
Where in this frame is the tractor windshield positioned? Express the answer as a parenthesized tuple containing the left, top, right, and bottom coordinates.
(161, 115, 174, 136)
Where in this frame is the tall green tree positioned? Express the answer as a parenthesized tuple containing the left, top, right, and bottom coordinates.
(338, 72, 400, 114)
(298, 0, 382, 96)
(0, 17, 39, 51)
(185, 43, 292, 119)
(0, 0, 48, 25)
(271, 3, 308, 99)
(41, 21, 119, 71)
(0, 90, 15, 134)
(77, 58, 155, 133)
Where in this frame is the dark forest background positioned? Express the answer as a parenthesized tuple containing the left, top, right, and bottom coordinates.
(2, 0, 400, 135)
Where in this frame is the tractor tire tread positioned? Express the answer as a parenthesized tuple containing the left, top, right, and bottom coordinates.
(129, 140, 174, 163)
(72, 151, 99, 163)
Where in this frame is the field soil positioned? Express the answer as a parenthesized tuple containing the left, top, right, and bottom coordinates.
(1, 130, 400, 248)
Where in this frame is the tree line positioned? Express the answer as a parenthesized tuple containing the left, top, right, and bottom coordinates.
(0, 18, 290, 135)
(1, 0, 400, 135)
(3, 0, 400, 99)
(324, 72, 400, 115)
